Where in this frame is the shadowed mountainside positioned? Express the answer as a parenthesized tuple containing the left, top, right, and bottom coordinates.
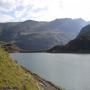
(47, 24, 90, 53)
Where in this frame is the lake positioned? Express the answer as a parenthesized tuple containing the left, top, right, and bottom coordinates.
(10, 53, 90, 90)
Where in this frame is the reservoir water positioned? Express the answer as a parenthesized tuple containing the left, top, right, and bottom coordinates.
(10, 53, 90, 90)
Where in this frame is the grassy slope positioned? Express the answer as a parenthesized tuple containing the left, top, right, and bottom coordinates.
(0, 48, 42, 90)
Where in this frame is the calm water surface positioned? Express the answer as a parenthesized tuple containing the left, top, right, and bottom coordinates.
(10, 53, 90, 90)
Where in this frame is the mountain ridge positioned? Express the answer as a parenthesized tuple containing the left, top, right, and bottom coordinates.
(0, 18, 88, 52)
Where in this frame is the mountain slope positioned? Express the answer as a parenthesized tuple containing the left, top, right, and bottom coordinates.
(48, 24, 90, 53)
(0, 18, 88, 52)
(0, 48, 40, 90)
(77, 24, 90, 39)
(0, 48, 62, 90)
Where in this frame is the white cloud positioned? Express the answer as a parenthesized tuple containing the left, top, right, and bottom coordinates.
(0, 14, 14, 22)
(19, 0, 63, 21)
(61, 0, 90, 20)
(0, 0, 90, 22)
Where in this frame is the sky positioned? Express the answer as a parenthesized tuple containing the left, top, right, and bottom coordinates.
(0, 0, 90, 22)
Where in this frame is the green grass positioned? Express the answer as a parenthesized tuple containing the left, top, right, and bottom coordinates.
(0, 48, 42, 90)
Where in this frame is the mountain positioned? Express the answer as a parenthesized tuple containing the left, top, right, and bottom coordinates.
(48, 24, 90, 53)
(68, 24, 90, 52)
(0, 18, 88, 52)
(0, 47, 62, 90)
(77, 24, 90, 39)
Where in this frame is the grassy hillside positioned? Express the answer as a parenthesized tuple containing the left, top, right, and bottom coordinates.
(0, 48, 43, 90)
(0, 48, 63, 90)
(0, 41, 21, 52)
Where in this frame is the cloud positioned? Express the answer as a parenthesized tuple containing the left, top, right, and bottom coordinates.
(0, 0, 61, 21)
(0, 0, 63, 22)
(0, 0, 90, 22)
(19, 0, 62, 21)
(0, 13, 14, 22)
(61, 0, 90, 20)
(0, 0, 16, 11)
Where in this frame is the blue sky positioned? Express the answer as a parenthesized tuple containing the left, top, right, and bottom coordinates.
(0, 0, 90, 22)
